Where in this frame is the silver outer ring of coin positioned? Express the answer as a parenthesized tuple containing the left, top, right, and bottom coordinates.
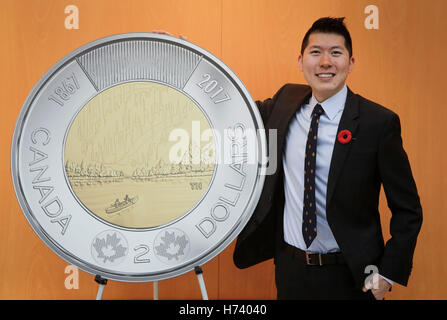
(11, 33, 267, 282)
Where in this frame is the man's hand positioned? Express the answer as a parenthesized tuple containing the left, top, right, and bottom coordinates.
(152, 30, 187, 40)
(362, 275, 392, 300)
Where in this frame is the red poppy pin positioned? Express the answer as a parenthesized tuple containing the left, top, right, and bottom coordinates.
(337, 129, 352, 144)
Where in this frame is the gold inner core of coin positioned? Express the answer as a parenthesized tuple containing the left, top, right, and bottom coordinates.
(64, 81, 215, 228)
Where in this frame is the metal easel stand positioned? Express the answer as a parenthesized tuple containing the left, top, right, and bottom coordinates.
(94, 266, 208, 300)
(194, 266, 209, 300)
(94, 275, 108, 300)
(149, 266, 209, 300)
(153, 281, 159, 300)
(94, 275, 156, 300)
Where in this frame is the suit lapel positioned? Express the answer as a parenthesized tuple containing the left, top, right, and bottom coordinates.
(326, 88, 360, 206)
(268, 87, 312, 157)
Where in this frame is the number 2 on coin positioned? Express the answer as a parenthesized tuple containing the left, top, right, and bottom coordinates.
(134, 244, 151, 264)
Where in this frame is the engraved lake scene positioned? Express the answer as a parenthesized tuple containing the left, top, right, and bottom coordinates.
(64, 81, 215, 228)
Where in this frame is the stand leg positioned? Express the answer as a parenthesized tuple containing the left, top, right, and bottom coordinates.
(153, 281, 159, 300)
(94, 275, 108, 300)
(194, 266, 208, 300)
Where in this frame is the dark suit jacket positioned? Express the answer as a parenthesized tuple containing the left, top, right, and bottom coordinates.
(233, 83, 422, 288)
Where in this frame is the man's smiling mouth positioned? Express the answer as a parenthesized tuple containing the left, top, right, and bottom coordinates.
(316, 73, 335, 78)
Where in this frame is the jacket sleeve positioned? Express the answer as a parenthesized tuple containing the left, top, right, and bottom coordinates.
(377, 112, 423, 286)
(255, 84, 288, 124)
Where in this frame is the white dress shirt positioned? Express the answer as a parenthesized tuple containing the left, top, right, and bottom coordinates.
(283, 85, 347, 253)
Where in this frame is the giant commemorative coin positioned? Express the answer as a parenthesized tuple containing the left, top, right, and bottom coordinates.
(11, 33, 267, 282)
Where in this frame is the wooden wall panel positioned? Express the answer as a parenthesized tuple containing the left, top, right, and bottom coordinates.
(1, 0, 445, 299)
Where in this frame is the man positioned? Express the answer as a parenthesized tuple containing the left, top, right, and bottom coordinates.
(233, 17, 422, 300)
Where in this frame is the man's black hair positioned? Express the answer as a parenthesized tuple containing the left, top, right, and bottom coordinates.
(301, 17, 353, 57)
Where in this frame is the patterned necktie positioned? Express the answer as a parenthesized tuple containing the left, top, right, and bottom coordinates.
(302, 103, 324, 248)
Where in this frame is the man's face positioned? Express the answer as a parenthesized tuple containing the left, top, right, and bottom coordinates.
(298, 32, 354, 102)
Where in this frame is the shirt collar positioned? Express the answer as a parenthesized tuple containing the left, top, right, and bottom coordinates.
(307, 85, 347, 121)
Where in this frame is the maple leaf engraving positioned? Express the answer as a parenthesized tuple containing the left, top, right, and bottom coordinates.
(92, 232, 127, 263)
(155, 231, 188, 261)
